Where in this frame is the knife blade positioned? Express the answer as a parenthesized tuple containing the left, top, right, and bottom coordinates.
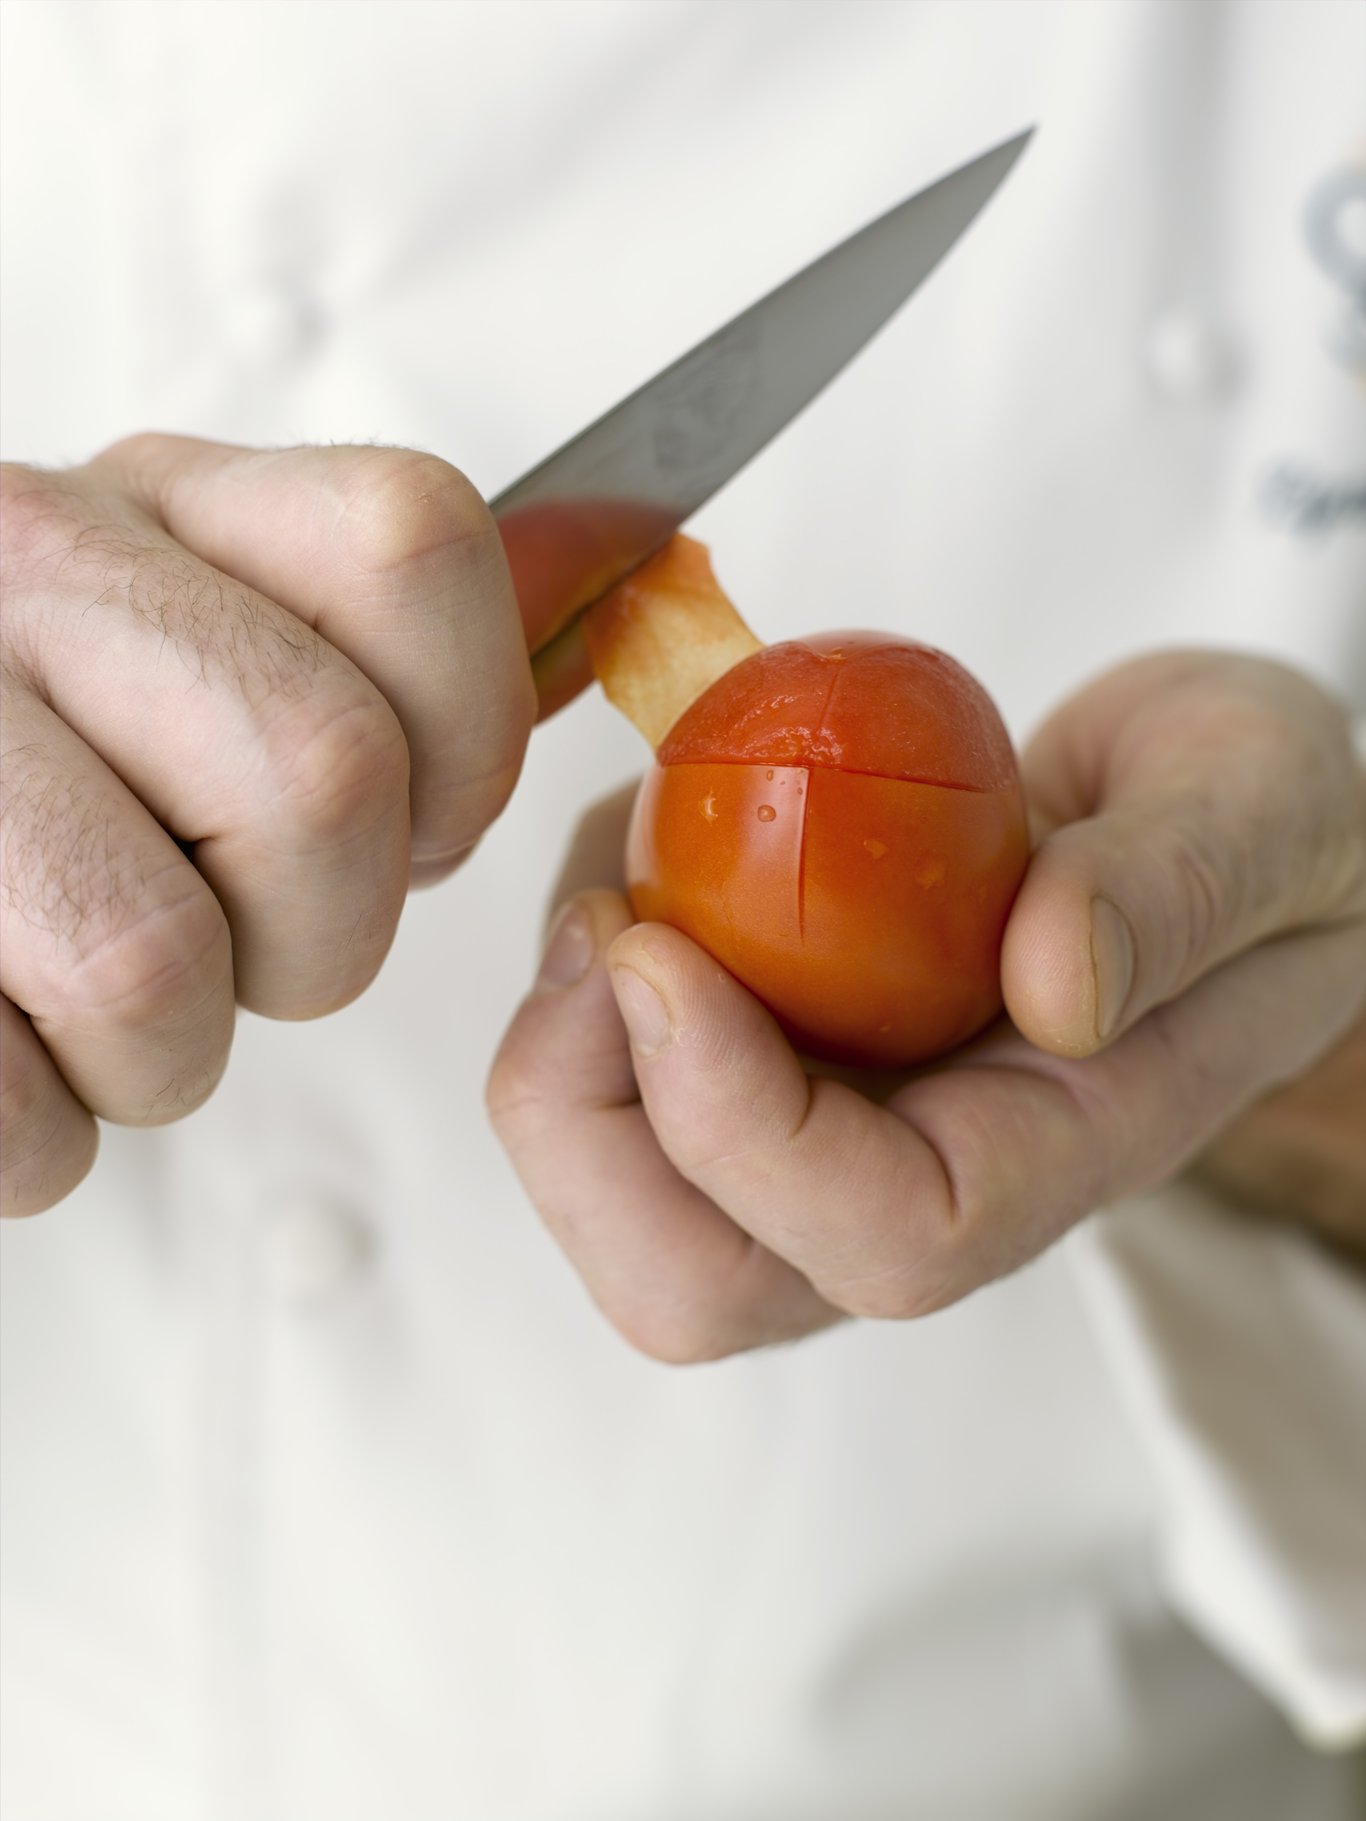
(492, 128, 1032, 674)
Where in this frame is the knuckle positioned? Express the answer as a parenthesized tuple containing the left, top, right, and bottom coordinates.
(266, 695, 410, 846)
(608, 1299, 733, 1367)
(469, 754, 524, 830)
(0, 1031, 64, 1168)
(0, 1033, 47, 1142)
(826, 1268, 946, 1323)
(64, 887, 231, 1034)
(484, 1044, 535, 1137)
(334, 451, 494, 578)
(0, 459, 211, 687)
(0, 1120, 97, 1222)
(0, 1046, 98, 1219)
(1141, 1005, 1222, 1154)
(818, 1195, 965, 1323)
(0, 757, 228, 1035)
(0, 464, 84, 586)
(90, 430, 170, 478)
(484, 1005, 613, 1140)
(1166, 818, 1229, 981)
(419, 743, 527, 864)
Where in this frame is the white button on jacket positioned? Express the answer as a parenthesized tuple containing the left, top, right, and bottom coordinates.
(261, 1194, 376, 1307)
(1145, 306, 1241, 404)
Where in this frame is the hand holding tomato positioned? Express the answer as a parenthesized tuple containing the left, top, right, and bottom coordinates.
(488, 647, 1366, 1360)
(583, 537, 1030, 1068)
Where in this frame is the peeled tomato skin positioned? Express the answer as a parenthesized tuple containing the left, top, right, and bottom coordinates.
(625, 759, 1030, 1070)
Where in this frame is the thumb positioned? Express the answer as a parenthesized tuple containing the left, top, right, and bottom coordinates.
(1002, 652, 1366, 1056)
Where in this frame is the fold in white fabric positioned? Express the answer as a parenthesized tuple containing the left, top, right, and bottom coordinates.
(1070, 1185, 1366, 1750)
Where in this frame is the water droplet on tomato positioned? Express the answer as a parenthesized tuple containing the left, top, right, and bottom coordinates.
(756, 804, 777, 823)
(700, 795, 718, 822)
(915, 854, 947, 887)
(864, 838, 888, 860)
(765, 769, 774, 781)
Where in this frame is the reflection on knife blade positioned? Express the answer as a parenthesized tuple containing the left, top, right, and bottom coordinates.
(492, 128, 1033, 696)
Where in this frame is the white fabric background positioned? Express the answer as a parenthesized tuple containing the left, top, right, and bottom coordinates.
(1, 2, 1363, 1817)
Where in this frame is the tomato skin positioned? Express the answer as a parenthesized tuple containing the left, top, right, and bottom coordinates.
(627, 634, 1030, 1069)
(498, 497, 676, 652)
(658, 631, 1020, 790)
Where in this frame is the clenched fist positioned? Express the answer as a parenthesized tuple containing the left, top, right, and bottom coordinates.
(1, 436, 535, 1215)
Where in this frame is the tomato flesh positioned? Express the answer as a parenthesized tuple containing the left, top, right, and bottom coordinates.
(627, 633, 1029, 1068)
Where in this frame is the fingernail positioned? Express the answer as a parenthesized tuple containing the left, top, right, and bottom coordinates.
(535, 903, 593, 991)
(1091, 896, 1136, 1041)
(611, 966, 672, 1055)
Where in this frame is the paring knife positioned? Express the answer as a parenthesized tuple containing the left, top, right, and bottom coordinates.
(491, 129, 1032, 711)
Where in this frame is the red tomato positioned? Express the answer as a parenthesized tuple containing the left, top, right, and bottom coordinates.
(625, 632, 1029, 1068)
(498, 496, 677, 654)
(498, 497, 679, 720)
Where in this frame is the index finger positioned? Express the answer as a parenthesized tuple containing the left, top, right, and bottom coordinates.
(100, 435, 537, 884)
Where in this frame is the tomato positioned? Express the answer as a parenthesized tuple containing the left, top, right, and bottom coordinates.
(498, 497, 677, 653)
(625, 631, 1029, 1068)
(497, 497, 678, 720)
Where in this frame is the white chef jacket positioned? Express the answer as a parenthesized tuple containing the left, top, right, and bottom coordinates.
(1, 3, 1364, 1819)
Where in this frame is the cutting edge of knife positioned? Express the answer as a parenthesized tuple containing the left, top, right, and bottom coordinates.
(494, 125, 1035, 651)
